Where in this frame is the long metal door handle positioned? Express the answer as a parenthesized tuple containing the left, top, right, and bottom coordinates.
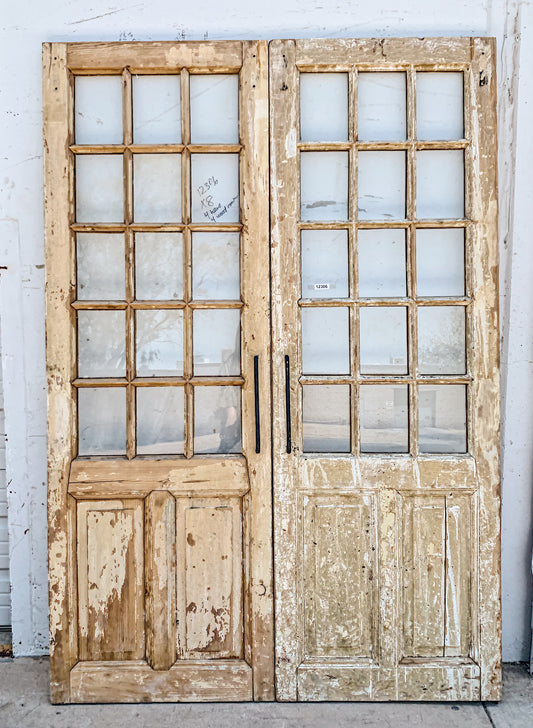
(285, 354, 292, 453)
(254, 355, 260, 454)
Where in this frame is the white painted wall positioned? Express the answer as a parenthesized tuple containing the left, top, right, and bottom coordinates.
(0, 0, 531, 660)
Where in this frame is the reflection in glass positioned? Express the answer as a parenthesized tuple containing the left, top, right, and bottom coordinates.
(136, 386, 184, 455)
(136, 310, 184, 376)
(419, 384, 467, 453)
(75, 76, 123, 145)
(360, 384, 408, 453)
(190, 75, 239, 144)
(191, 154, 240, 223)
(77, 233, 125, 300)
(301, 307, 350, 375)
(133, 154, 181, 222)
(192, 232, 240, 300)
(416, 228, 465, 297)
(193, 309, 240, 376)
(78, 310, 126, 378)
(194, 386, 241, 454)
(359, 307, 408, 374)
(358, 229, 406, 297)
(78, 387, 126, 455)
(358, 73, 406, 141)
(76, 155, 124, 223)
(417, 72, 464, 141)
(302, 385, 350, 453)
(300, 73, 349, 142)
(418, 306, 466, 375)
(417, 151, 464, 219)
(133, 75, 181, 144)
(300, 152, 349, 221)
(135, 233, 183, 300)
(301, 230, 349, 299)
(358, 151, 405, 220)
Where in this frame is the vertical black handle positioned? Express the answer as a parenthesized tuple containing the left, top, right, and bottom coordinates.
(285, 354, 292, 453)
(254, 355, 260, 454)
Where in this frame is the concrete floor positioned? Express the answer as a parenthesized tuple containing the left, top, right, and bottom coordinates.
(0, 659, 531, 727)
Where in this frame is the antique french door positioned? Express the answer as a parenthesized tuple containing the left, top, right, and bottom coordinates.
(270, 38, 500, 701)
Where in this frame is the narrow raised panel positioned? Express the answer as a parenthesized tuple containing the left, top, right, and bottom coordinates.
(445, 494, 473, 657)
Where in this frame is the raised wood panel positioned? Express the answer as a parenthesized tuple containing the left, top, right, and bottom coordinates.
(445, 494, 474, 657)
(77, 500, 144, 661)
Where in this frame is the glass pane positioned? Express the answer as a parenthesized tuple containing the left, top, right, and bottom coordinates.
(357, 73, 406, 141)
(133, 75, 181, 144)
(301, 152, 349, 221)
(301, 307, 350, 375)
(358, 229, 406, 298)
(190, 74, 239, 144)
(192, 232, 240, 300)
(194, 386, 241, 454)
(193, 309, 240, 376)
(416, 228, 465, 297)
(135, 233, 183, 300)
(359, 307, 407, 374)
(360, 384, 408, 453)
(133, 154, 181, 222)
(300, 73, 349, 142)
(191, 154, 240, 223)
(417, 151, 464, 219)
(75, 76, 123, 145)
(76, 155, 124, 223)
(358, 151, 405, 220)
(136, 310, 184, 376)
(78, 310, 126, 377)
(302, 385, 350, 453)
(77, 233, 125, 300)
(417, 72, 464, 141)
(419, 384, 467, 453)
(136, 386, 184, 455)
(418, 306, 466, 374)
(78, 387, 126, 455)
(301, 229, 349, 299)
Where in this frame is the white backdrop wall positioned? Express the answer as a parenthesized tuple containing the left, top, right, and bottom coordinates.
(0, 0, 531, 660)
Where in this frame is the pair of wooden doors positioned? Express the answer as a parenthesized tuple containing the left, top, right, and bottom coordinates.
(44, 38, 500, 703)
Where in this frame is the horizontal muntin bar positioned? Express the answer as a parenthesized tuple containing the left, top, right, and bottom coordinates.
(70, 144, 242, 154)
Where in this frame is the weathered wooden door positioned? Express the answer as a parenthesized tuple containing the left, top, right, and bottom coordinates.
(44, 40, 272, 703)
(270, 38, 500, 701)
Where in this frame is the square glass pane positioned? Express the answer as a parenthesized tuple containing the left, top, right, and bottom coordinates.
(358, 73, 406, 141)
(193, 309, 240, 376)
(133, 75, 181, 144)
(360, 384, 408, 453)
(358, 229, 406, 298)
(194, 385, 241, 454)
(300, 152, 349, 221)
(76, 155, 124, 223)
(417, 151, 464, 219)
(302, 384, 350, 453)
(136, 386, 184, 455)
(358, 151, 405, 220)
(192, 232, 240, 300)
(419, 384, 467, 453)
(191, 154, 240, 223)
(136, 310, 183, 376)
(418, 306, 466, 374)
(75, 76, 123, 145)
(190, 74, 239, 144)
(416, 228, 465, 297)
(301, 307, 350, 375)
(359, 307, 407, 374)
(417, 72, 464, 141)
(133, 154, 181, 222)
(78, 387, 126, 455)
(78, 310, 126, 378)
(135, 233, 183, 300)
(301, 229, 349, 299)
(300, 73, 349, 142)
(77, 233, 125, 300)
